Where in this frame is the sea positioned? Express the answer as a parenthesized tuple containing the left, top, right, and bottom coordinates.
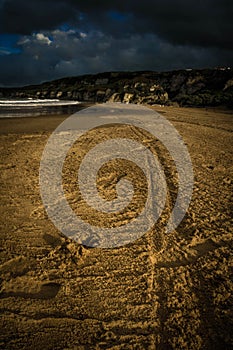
(0, 98, 83, 118)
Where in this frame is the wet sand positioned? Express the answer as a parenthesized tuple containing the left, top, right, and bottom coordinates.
(0, 114, 74, 134)
(0, 105, 232, 349)
(0, 103, 91, 134)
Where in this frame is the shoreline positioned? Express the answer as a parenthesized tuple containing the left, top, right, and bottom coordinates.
(0, 104, 232, 135)
(0, 103, 92, 134)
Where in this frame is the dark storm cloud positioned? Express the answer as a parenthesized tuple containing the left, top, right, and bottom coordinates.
(0, 0, 232, 86)
(0, 0, 77, 34)
(0, 29, 232, 86)
(1, 0, 232, 49)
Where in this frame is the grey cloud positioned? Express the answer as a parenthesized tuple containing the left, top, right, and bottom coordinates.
(0, 1, 232, 86)
(1, 0, 232, 49)
(0, 30, 232, 86)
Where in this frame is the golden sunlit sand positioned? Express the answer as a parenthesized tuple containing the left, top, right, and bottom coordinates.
(0, 106, 232, 349)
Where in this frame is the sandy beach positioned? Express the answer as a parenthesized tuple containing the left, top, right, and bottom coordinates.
(0, 105, 232, 349)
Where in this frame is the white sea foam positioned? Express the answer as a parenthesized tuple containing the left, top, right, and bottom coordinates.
(0, 99, 80, 107)
(0, 98, 82, 118)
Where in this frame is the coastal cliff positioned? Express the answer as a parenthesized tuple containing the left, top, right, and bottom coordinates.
(0, 68, 232, 107)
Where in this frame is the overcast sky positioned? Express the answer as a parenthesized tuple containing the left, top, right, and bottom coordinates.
(0, 0, 232, 86)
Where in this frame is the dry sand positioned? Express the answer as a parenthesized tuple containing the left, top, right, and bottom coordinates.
(0, 105, 232, 349)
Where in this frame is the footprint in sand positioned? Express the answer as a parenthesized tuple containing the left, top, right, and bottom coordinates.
(0, 256, 61, 299)
(0, 275, 61, 300)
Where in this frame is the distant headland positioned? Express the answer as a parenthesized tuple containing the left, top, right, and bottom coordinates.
(0, 68, 232, 108)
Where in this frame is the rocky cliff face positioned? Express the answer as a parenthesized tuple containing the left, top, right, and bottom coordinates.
(0, 68, 232, 107)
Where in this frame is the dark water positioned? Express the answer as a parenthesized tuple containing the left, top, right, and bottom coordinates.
(0, 99, 89, 118)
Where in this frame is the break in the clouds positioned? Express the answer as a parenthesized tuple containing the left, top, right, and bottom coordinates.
(0, 0, 232, 86)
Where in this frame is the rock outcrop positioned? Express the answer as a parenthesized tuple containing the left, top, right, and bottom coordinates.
(0, 68, 232, 107)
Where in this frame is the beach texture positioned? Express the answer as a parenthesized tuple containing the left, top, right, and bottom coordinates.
(0, 106, 232, 349)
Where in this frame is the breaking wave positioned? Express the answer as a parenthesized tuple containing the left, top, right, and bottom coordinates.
(0, 98, 81, 118)
(0, 98, 80, 107)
